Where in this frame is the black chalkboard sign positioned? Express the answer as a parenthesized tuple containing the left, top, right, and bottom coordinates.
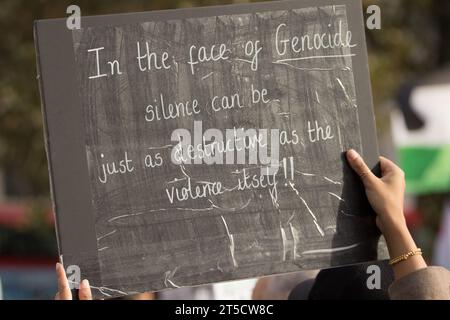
(35, 0, 383, 299)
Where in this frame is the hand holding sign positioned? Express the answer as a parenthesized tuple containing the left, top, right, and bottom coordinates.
(55, 263, 92, 300)
(35, 0, 382, 298)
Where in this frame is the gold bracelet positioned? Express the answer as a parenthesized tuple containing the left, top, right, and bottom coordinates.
(389, 248, 422, 266)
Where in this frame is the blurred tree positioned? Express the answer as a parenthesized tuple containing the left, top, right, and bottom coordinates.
(364, 0, 450, 98)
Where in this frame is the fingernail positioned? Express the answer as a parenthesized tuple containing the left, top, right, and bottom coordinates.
(56, 262, 61, 271)
(80, 279, 90, 289)
(347, 149, 359, 160)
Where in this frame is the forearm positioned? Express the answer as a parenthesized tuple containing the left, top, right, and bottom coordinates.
(383, 222, 427, 280)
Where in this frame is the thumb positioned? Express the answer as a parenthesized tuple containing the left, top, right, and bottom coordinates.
(346, 149, 377, 187)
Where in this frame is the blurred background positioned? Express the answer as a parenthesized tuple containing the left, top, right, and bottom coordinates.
(0, 0, 449, 299)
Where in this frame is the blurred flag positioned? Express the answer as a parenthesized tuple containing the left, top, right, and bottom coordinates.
(392, 71, 450, 194)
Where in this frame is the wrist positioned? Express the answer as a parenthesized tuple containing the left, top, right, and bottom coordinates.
(383, 221, 409, 240)
(379, 210, 408, 240)
(384, 224, 418, 259)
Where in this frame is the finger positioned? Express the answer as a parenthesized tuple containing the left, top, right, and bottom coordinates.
(56, 262, 72, 300)
(78, 279, 93, 300)
(346, 149, 377, 186)
(379, 156, 403, 176)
